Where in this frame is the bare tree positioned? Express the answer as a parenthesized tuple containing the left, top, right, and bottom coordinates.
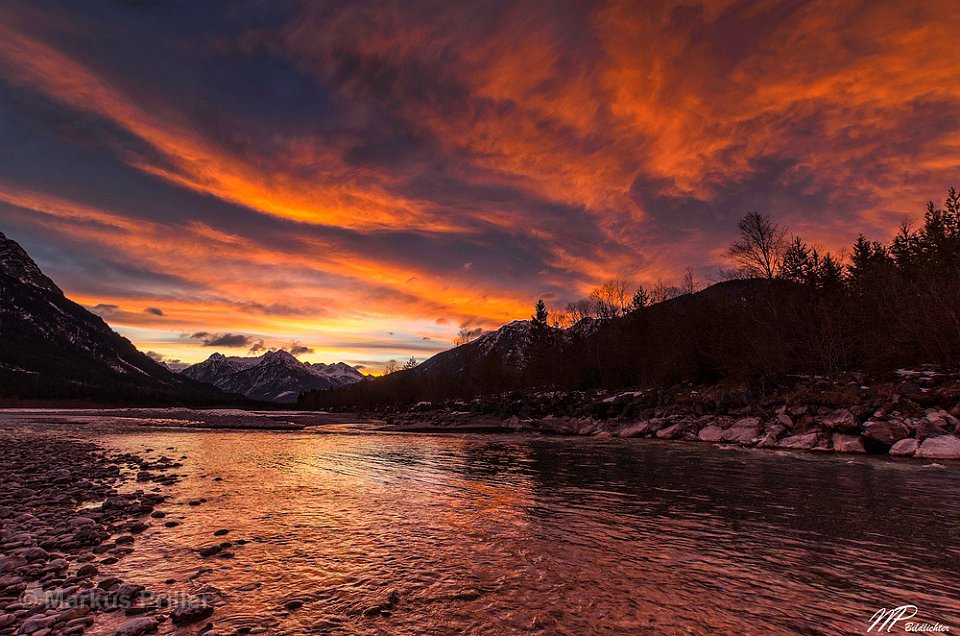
(590, 279, 630, 319)
(648, 279, 679, 304)
(727, 212, 787, 279)
(383, 359, 398, 375)
(549, 309, 574, 329)
(679, 266, 699, 295)
(566, 299, 596, 322)
(453, 327, 483, 346)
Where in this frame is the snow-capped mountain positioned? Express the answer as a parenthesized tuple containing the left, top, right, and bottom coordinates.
(0, 230, 232, 404)
(181, 350, 363, 403)
(415, 320, 531, 377)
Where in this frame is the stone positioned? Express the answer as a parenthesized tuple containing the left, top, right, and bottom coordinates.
(77, 564, 99, 578)
(698, 425, 724, 442)
(655, 423, 684, 440)
(915, 435, 960, 460)
(778, 432, 820, 450)
(170, 600, 215, 626)
(114, 617, 158, 636)
(197, 544, 222, 557)
(917, 416, 949, 440)
(617, 422, 650, 438)
(861, 420, 911, 447)
(821, 409, 859, 433)
(832, 434, 865, 453)
(720, 418, 759, 444)
(889, 438, 919, 457)
(98, 576, 122, 590)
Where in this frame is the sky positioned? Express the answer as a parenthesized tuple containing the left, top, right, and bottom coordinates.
(1, 0, 958, 372)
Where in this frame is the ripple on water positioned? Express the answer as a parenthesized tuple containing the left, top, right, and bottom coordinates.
(9, 418, 958, 635)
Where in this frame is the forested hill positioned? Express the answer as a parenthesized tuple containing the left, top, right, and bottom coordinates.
(301, 188, 960, 411)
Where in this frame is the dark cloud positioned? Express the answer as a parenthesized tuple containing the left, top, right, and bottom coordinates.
(189, 332, 252, 347)
(288, 344, 314, 356)
(92, 303, 119, 316)
(144, 307, 164, 316)
(247, 339, 266, 354)
(146, 350, 189, 370)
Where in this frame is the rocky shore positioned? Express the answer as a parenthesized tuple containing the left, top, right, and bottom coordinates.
(0, 433, 214, 636)
(379, 369, 960, 460)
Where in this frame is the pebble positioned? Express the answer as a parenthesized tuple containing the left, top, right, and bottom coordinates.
(0, 434, 184, 636)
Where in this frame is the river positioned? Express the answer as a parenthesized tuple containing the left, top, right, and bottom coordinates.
(8, 416, 960, 635)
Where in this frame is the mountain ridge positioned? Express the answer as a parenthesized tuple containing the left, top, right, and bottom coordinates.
(181, 349, 364, 403)
(0, 230, 238, 405)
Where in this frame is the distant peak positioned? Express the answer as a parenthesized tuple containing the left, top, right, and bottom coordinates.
(208, 352, 226, 360)
(0, 231, 58, 293)
(262, 349, 298, 363)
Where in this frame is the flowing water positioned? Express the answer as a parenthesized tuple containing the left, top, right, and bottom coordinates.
(8, 416, 960, 635)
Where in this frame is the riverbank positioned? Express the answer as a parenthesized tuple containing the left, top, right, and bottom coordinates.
(378, 368, 960, 460)
(0, 432, 214, 636)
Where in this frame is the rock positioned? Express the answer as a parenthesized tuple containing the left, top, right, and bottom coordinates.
(77, 564, 98, 578)
(18, 615, 57, 634)
(821, 409, 859, 433)
(197, 545, 222, 557)
(915, 435, 960, 460)
(18, 546, 49, 562)
(284, 599, 304, 610)
(861, 419, 911, 447)
(778, 432, 820, 450)
(213, 529, 230, 537)
(917, 415, 949, 440)
(889, 438, 919, 457)
(114, 617, 158, 636)
(698, 425, 724, 442)
(98, 576, 122, 590)
(655, 423, 684, 440)
(898, 381, 922, 397)
(170, 600, 215, 626)
(617, 422, 650, 438)
(720, 418, 759, 444)
(832, 434, 865, 453)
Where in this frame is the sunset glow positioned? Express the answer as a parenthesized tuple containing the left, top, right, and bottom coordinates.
(2, 0, 959, 371)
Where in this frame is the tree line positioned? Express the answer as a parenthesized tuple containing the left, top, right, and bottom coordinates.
(302, 189, 960, 409)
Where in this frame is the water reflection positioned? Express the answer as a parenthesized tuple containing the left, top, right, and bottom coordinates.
(16, 420, 960, 635)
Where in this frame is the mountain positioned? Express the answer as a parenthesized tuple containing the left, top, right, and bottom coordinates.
(416, 320, 531, 377)
(0, 231, 235, 404)
(181, 350, 363, 403)
(299, 278, 781, 410)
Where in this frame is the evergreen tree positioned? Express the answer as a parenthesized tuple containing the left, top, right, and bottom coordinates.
(525, 299, 554, 386)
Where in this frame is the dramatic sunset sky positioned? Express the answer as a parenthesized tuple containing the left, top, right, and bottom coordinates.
(1, 1, 958, 371)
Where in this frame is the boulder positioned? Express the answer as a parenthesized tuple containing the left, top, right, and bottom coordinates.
(697, 425, 724, 442)
(821, 409, 859, 433)
(832, 433, 865, 453)
(114, 617, 158, 636)
(720, 418, 759, 444)
(170, 600, 214, 626)
(861, 419, 911, 447)
(889, 438, 919, 457)
(655, 423, 684, 440)
(915, 435, 960, 460)
(917, 415, 949, 440)
(617, 422, 651, 438)
(778, 432, 820, 450)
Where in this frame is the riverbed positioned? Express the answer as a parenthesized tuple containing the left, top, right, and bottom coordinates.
(3, 412, 959, 635)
